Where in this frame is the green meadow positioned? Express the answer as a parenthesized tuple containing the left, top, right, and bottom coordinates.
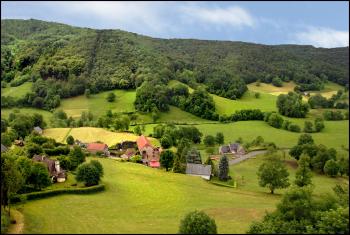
(18, 155, 348, 234)
(1, 82, 33, 98)
(59, 89, 136, 118)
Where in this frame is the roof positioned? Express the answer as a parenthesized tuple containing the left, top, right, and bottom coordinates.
(137, 135, 152, 150)
(32, 155, 57, 176)
(87, 143, 108, 151)
(34, 126, 43, 132)
(219, 145, 230, 153)
(229, 143, 240, 151)
(1, 144, 8, 153)
(149, 160, 160, 168)
(186, 163, 212, 176)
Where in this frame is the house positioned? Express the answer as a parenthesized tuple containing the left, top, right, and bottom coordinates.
(33, 126, 43, 135)
(186, 163, 212, 180)
(32, 155, 67, 182)
(121, 148, 136, 160)
(219, 145, 231, 154)
(136, 135, 161, 167)
(86, 143, 110, 156)
(236, 146, 246, 155)
(229, 143, 240, 153)
(1, 144, 8, 153)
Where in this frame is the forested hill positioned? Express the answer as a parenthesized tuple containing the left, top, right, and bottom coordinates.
(1, 19, 349, 106)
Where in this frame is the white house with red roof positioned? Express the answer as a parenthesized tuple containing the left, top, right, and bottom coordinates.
(136, 135, 161, 168)
(86, 143, 109, 156)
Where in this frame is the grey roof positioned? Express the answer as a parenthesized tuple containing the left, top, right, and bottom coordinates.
(219, 145, 230, 153)
(229, 143, 240, 151)
(1, 144, 8, 153)
(34, 126, 43, 132)
(186, 163, 212, 176)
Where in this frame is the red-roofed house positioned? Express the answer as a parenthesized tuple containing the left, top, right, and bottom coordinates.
(137, 135, 161, 168)
(87, 143, 109, 156)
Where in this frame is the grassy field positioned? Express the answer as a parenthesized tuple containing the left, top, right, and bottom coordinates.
(230, 153, 349, 196)
(43, 127, 160, 147)
(19, 156, 348, 234)
(59, 89, 136, 118)
(1, 82, 33, 98)
(1, 107, 53, 124)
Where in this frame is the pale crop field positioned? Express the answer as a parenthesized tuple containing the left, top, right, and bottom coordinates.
(43, 127, 160, 146)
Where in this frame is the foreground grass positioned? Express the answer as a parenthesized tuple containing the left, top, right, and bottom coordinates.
(1, 82, 33, 98)
(20, 157, 280, 234)
(43, 127, 160, 147)
(20, 156, 348, 234)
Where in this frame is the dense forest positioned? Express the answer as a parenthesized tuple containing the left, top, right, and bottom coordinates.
(1, 19, 349, 112)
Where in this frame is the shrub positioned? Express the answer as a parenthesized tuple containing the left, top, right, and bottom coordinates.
(303, 121, 314, 133)
(267, 113, 284, 129)
(90, 160, 104, 177)
(160, 135, 172, 149)
(160, 150, 175, 171)
(66, 135, 74, 145)
(272, 76, 283, 87)
(178, 210, 217, 234)
(106, 92, 116, 102)
(130, 155, 142, 163)
(76, 162, 101, 186)
(231, 109, 264, 121)
(204, 135, 216, 147)
(324, 159, 340, 177)
(314, 118, 325, 132)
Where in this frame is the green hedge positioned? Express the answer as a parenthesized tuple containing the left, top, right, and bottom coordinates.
(11, 184, 105, 203)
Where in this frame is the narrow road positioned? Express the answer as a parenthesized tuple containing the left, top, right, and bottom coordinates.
(229, 150, 267, 165)
(229, 148, 290, 165)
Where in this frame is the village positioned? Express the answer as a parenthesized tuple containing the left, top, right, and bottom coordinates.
(1, 125, 248, 183)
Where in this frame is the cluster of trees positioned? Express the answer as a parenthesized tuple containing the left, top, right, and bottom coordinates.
(76, 160, 103, 186)
(153, 124, 203, 149)
(248, 185, 349, 234)
(308, 90, 348, 109)
(289, 134, 349, 177)
(1, 112, 46, 147)
(323, 110, 349, 121)
(276, 92, 310, 118)
(229, 109, 264, 122)
(203, 132, 224, 147)
(97, 111, 130, 131)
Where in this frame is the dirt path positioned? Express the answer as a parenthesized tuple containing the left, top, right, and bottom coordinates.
(7, 209, 24, 234)
(229, 150, 267, 165)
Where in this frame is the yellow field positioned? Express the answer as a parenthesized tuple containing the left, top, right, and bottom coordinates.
(43, 127, 160, 146)
(247, 81, 296, 94)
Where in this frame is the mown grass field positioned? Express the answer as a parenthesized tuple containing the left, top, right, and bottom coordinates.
(1, 107, 53, 124)
(43, 127, 160, 147)
(140, 120, 349, 155)
(19, 155, 348, 234)
(1, 82, 33, 98)
(59, 89, 136, 118)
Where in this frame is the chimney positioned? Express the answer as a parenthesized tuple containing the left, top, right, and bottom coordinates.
(55, 161, 60, 172)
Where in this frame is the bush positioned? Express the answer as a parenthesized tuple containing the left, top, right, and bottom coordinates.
(160, 135, 172, 149)
(76, 162, 101, 186)
(323, 110, 344, 120)
(44, 146, 70, 156)
(106, 92, 116, 102)
(231, 109, 264, 121)
(66, 135, 74, 145)
(204, 135, 216, 147)
(272, 76, 283, 87)
(288, 124, 300, 133)
(324, 160, 340, 177)
(130, 155, 142, 163)
(303, 121, 314, 133)
(90, 160, 104, 177)
(178, 210, 217, 234)
(267, 113, 284, 129)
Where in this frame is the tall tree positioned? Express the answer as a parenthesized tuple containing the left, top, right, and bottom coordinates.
(294, 154, 313, 187)
(218, 155, 230, 181)
(160, 150, 175, 171)
(257, 154, 290, 194)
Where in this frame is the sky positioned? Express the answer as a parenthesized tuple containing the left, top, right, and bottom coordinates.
(1, 1, 349, 48)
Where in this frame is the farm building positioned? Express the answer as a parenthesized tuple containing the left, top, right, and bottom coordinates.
(32, 155, 67, 182)
(75, 139, 87, 148)
(1, 144, 8, 153)
(87, 143, 110, 156)
(219, 143, 245, 155)
(186, 163, 212, 180)
(136, 135, 161, 168)
(33, 126, 43, 135)
(121, 148, 136, 160)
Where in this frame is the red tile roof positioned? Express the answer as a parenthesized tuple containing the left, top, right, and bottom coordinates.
(87, 143, 108, 151)
(149, 160, 160, 168)
(137, 135, 152, 150)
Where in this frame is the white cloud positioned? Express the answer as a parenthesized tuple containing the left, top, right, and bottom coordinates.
(179, 4, 255, 29)
(294, 27, 349, 48)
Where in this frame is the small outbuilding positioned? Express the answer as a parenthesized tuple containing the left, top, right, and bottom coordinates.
(32, 155, 67, 182)
(33, 126, 43, 135)
(87, 143, 110, 156)
(185, 163, 212, 180)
